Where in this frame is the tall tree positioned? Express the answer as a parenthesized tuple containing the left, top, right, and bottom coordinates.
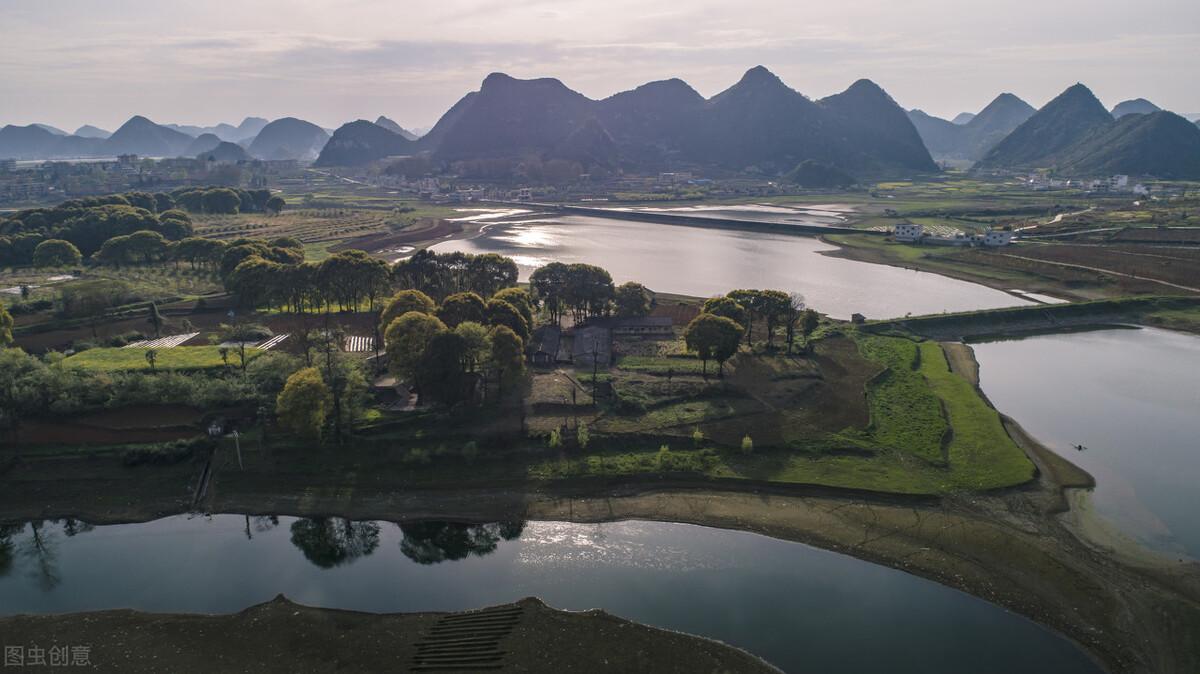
(702, 296, 748, 331)
(486, 298, 529, 340)
(380, 289, 437, 330)
(31, 239, 81, 267)
(275, 366, 333, 442)
(684, 313, 742, 377)
(384, 312, 448, 385)
(488, 325, 525, 401)
(437, 291, 487, 328)
(614, 282, 652, 318)
(0, 304, 13, 347)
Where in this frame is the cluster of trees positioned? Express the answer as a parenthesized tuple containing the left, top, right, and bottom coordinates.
(529, 262, 619, 324)
(392, 250, 519, 302)
(381, 288, 530, 406)
(224, 246, 395, 314)
(0, 188, 287, 268)
(0, 200, 195, 266)
(685, 289, 820, 376)
(170, 187, 284, 215)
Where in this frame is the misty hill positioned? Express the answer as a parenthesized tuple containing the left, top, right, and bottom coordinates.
(908, 93, 1035, 163)
(1111, 98, 1160, 118)
(785, 159, 856, 187)
(185, 133, 222, 156)
(247, 118, 330, 160)
(976, 84, 1113, 169)
(818, 79, 935, 173)
(407, 67, 935, 177)
(314, 120, 415, 166)
(375, 116, 418, 140)
(906, 110, 962, 158)
(33, 124, 69, 136)
(1055, 111, 1200, 179)
(237, 117, 270, 139)
(0, 124, 66, 159)
(197, 141, 251, 163)
(74, 125, 111, 139)
(952, 112, 975, 125)
(102, 116, 195, 156)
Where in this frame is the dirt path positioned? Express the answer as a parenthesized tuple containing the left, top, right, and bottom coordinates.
(997, 253, 1200, 293)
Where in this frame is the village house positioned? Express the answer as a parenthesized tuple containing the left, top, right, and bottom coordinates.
(893, 222, 924, 242)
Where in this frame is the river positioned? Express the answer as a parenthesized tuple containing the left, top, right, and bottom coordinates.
(973, 326, 1200, 559)
(429, 214, 1028, 319)
(0, 516, 1100, 674)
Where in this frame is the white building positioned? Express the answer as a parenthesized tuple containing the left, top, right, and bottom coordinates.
(976, 230, 1014, 247)
(893, 223, 924, 242)
(1109, 174, 1130, 190)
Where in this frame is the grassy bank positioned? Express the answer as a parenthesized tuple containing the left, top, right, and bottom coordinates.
(64, 345, 261, 372)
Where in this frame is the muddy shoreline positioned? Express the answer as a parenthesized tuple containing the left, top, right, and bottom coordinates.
(0, 596, 780, 673)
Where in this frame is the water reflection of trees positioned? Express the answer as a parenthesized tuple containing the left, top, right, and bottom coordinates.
(289, 518, 380, 568)
(398, 521, 525, 565)
(0, 519, 94, 589)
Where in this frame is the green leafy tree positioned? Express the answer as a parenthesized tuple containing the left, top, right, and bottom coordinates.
(466, 253, 518, 297)
(437, 291, 486, 328)
(492, 287, 534, 328)
(741, 434, 754, 454)
(757, 289, 792, 349)
(266, 195, 286, 215)
(275, 366, 333, 442)
(702, 296, 747, 331)
(726, 289, 764, 345)
(144, 349, 157, 372)
(384, 312, 447, 384)
(614, 282, 651, 318)
(800, 309, 821, 353)
(486, 298, 529, 340)
(454, 321, 491, 373)
(380, 289, 437, 330)
(417, 331, 470, 405)
(31, 239, 82, 267)
(202, 188, 242, 214)
(488, 324, 525, 400)
(0, 304, 13, 347)
(577, 421, 590, 449)
(684, 313, 743, 377)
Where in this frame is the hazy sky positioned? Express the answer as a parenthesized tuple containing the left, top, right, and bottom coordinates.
(2, 0, 1198, 132)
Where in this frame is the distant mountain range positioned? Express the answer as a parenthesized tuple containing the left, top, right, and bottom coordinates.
(0, 115, 333, 161)
(976, 84, 1200, 178)
(4, 72, 1198, 179)
(318, 67, 936, 176)
(907, 94, 1036, 163)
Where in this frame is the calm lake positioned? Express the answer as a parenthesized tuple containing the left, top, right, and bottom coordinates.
(430, 215, 1028, 319)
(0, 517, 1099, 674)
(973, 327, 1200, 558)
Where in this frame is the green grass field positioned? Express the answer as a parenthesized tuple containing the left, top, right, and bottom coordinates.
(65, 346, 261, 372)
